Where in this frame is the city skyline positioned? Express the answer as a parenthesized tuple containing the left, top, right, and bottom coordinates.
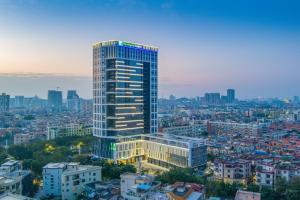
(1, 0, 300, 98)
(1, 73, 299, 100)
(1, 2, 300, 199)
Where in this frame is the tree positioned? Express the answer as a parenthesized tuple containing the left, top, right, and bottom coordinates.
(207, 153, 215, 162)
(261, 186, 278, 200)
(275, 176, 288, 200)
(246, 183, 260, 192)
(8, 145, 33, 160)
(156, 168, 204, 184)
(0, 147, 8, 164)
(286, 176, 300, 200)
(72, 154, 92, 165)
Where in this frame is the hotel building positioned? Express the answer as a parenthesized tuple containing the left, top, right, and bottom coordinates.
(93, 41, 157, 155)
(92, 40, 207, 169)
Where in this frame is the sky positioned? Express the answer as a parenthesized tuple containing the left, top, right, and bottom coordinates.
(0, 0, 300, 99)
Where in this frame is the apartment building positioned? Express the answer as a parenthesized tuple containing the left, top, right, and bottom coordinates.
(0, 160, 32, 195)
(208, 121, 270, 136)
(14, 134, 32, 145)
(275, 162, 300, 183)
(47, 124, 92, 140)
(255, 160, 300, 187)
(255, 159, 275, 187)
(163, 123, 207, 138)
(214, 158, 251, 184)
(43, 162, 101, 200)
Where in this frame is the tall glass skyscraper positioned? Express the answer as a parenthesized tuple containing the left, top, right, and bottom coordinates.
(47, 90, 63, 112)
(227, 89, 235, 103)
(93, 41, 158, 158)
(0, 93, 10, 113)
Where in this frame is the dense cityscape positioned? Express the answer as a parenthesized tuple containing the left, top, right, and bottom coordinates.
(1, 1, 300, 200)
(0, 39, 299, 200)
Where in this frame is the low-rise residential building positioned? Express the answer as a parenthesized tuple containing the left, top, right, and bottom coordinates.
(214, 158, 251, 184)
(255, 159, 275, 187)
(43, 162, 102, 200)
(166, 182, 205, 200)
(120, 173, 160, 200)
(14, 134, 32, 145)
(275, 162, 300, 182)
(0, 176, 23, 194)
(0, 160, 22, 175)
(83, 180, 120, 200)
(163, 123, 207, 138)
(0, 160, 33, 196)
(208, 121, 270, 136)
(43, 163, 66, 197)
(47, 124, 92, 140)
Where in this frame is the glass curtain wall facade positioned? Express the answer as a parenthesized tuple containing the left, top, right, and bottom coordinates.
(93, 41, 158, 158)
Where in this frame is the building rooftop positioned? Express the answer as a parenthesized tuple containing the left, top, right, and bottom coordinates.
(0, 193, 35, 200)
(93, 40, 158, 51)
(43, 163, 66, 169)
(63, 164, 101, 175)
(235, 190, 261, 200)
(0, 176, 17, 184)
(1, 160, 19, 167)
(167, 182, 205, 200)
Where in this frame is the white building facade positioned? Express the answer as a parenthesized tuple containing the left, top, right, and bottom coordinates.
(43, 162, 101, 200)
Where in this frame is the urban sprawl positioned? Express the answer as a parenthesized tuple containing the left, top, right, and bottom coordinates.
(0, 41, 299, 200)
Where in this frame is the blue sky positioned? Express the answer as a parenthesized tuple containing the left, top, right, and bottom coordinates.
(0, 0, 300, 99)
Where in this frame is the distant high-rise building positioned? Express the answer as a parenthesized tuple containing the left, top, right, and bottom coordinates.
(67, 90, 80, 111)
(221, 95, 228, 104)
(47, 90, 63, 111)
(227, 89, 235, 103)
(204, 93, 220, 105)
(14, 96, 24, 108)
(0, 93, 10, 112)
(293, 96, 299, 103)
(79, 98, 93, 113)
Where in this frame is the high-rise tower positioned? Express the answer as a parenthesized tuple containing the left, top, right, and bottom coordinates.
(0, 93, 10, 112)
(47, 90, 63, 112)
(93, 41, 158, 158)
(227, 89, 235, 103)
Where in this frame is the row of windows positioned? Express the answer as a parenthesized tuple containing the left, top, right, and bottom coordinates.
(94, 46, 158, 62)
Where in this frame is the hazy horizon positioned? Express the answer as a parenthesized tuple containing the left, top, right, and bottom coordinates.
(1, 1, 300, 99)
(0, 72, 298, 100)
